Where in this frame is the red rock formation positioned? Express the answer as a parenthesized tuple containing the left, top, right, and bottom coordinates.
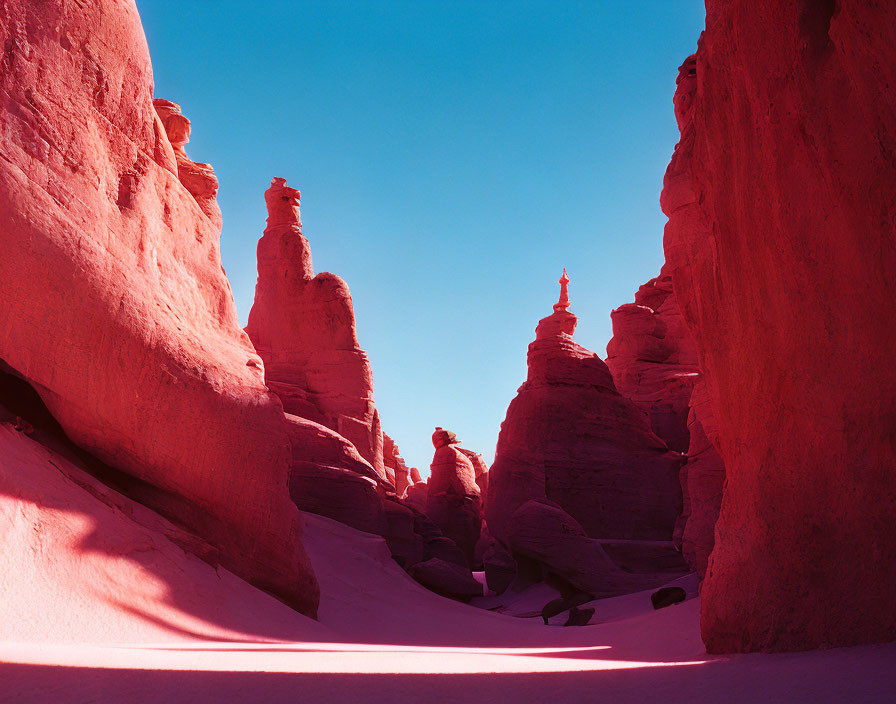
(606, 266, 700, 453)
(677, 380, 724, 578)
(245, 178, 385, 477)
(458, 447, 489, 509)
(0, 0, 317, 615)
(425, 427, 483, 568)
(486, 272, 683, 546)
(663, 2, 896, 652)
(383, 433, 412, 497)
(607, 271, 725, 578)
(508, 499, 680, 598)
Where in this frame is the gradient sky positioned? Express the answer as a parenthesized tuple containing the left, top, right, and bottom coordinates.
(138, 1, 706, 475)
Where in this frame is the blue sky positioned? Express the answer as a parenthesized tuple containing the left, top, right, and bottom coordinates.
(138, 1, 705, 474)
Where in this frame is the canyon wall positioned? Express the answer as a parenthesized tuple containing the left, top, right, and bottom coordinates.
(663, 1, 896, 652)
(0, 0, 318, 615)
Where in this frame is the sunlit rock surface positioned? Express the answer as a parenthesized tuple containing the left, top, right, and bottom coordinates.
(0, 0, 317, 616)
(245, 178, 385, 478)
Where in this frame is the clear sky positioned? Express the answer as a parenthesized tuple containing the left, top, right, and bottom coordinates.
(138, 1, 705, 475)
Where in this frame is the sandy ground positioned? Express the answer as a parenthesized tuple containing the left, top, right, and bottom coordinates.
(2, 425, 895, 703)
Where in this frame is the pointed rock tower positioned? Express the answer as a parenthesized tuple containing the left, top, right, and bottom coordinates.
(486, 271, 684, 546)
(245, 178, 385, 478)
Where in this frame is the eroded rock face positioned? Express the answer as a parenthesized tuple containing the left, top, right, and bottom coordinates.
(678, 380, 724, 578)
(507, 500, 674, 598)
(486, 273, 683, 547)
(607, 272, 725, 578)
(0, 0, 317, 615)
(245, 178, 385, 478)
(458, 447, 489, 509)
(663, 3, 896, 652)
(606, 266, 700, 453)
(426, 428, 483, 568)
(383, 433, 412, 497)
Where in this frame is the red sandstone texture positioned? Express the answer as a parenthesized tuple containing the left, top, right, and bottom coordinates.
(426, 428, 483, 568)
(606, 272, 725, 578)
(606, 266, 699, 453)
(487, 273, 683, 548)
(662, 2, 896, 652)
(677, 380, 724, 579)
(458, 447, 489, 509)
(383, 433, 414, 497)
(245, 178, 385, 478)
(0, 0, 317, 615)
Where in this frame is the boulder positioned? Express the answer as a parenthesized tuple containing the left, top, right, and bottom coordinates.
(507, 500, 676, 598)
(0, 0, 317, 615)
(651, 587, 687, 610)
(407, 559, 483, 602)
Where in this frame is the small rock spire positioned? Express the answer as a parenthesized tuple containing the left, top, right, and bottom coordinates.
(264, 177, 302, 230)
(554, 268, 571, 312)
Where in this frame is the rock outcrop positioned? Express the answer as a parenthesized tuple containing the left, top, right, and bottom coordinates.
(487, 271, 683, 547)
(0, 0, 317, 615)
(245, 178, 385, 477)
(606, 266, 699, 453)
(507, 499, 676, 598)
(383, 433, 413, 497)
(458, 447, 490, 510)
(677, 380, 724, 578)
(426, 428, 483, 568)
(607, 272, 725, 578)
(662, 2, 896, 652)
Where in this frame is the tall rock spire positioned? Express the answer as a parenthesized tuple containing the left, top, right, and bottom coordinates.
(245, 178, 385, 478)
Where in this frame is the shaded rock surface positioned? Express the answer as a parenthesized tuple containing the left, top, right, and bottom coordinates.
(677, 380, 724, 578)
(507, 500, 678, 598)
(662, 2, 896, 652)
(408, 559, 483, 602)
(0, 0, 317, 616)
(607, 273, 725, 579)
(383, 433, 414, 497)
(487, 273, 684, 548)
(606, 266, 700, 453)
